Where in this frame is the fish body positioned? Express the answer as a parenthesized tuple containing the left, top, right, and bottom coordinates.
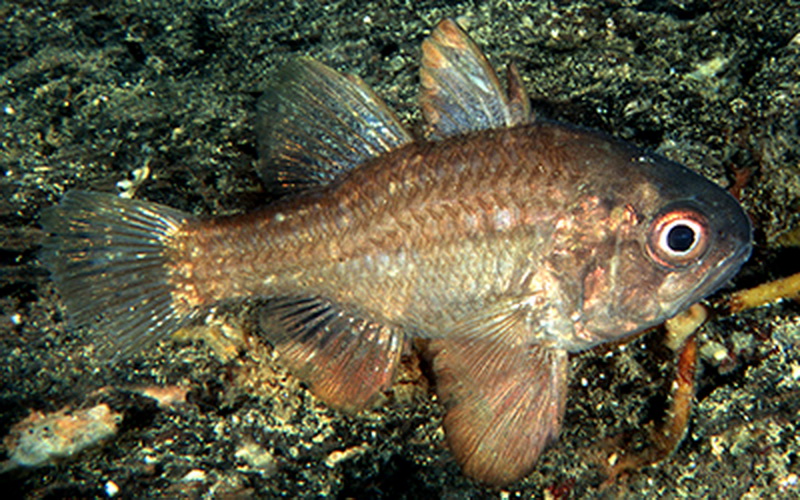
(41, 19, 752, 485)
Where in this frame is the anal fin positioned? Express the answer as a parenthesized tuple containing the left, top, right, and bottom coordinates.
(429, 331, 567, 485)
(258, 297, 405, 413)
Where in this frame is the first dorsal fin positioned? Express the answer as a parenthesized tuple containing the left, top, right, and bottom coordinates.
(420, 19, 532, 139)
(257, 58, 413, 195)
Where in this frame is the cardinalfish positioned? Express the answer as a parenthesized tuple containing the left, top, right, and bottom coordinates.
(41, 19, 752, 485)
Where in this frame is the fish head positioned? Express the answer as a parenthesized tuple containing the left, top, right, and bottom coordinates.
(551, 133, 753, 350)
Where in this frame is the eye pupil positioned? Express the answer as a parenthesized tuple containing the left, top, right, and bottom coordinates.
(667, 224, 695, 252)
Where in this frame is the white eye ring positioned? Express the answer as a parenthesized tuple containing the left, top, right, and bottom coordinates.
(658, 218, 704, 256)
(647, 207, 710, 269)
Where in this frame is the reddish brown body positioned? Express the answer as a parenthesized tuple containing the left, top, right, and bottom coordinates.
(42, 20, 751, 486)
(178, 123, 747, 352)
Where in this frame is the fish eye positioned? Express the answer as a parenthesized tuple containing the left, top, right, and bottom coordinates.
(646, 207, 710, 268)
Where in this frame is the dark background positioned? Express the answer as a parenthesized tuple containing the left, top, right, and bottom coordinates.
(1, 0, 799, 497)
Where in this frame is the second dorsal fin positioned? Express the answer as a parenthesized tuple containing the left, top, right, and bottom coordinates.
(420, 19, 532, 139)
(257, 58, 413, 194)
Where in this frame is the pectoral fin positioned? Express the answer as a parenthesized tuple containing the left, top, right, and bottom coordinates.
(257, 297, 405, 413)
(429, 329, 568, 485)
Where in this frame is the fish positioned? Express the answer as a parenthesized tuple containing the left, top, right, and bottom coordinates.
(40, 19, 752, 486)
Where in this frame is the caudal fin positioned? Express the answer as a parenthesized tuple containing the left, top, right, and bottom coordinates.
(40, 191, 198, 359)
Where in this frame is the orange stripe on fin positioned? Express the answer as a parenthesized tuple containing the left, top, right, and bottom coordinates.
(420, 19, 532, 139)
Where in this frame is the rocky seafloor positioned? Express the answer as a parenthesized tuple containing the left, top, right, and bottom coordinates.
(1, 1, 799, 498)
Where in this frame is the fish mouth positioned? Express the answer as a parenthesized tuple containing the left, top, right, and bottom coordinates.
(684, 239, 753, 307)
